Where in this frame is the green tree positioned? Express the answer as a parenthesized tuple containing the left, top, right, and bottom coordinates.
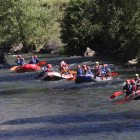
(0, 0, 61, 52)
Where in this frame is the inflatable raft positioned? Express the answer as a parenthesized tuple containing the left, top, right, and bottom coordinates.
(42, 72, 73, 81)
(93, 76, 113, 82)
(124, 90, 140, 100)
(75, 74, 94, 84)
(16, 64, 41, 73)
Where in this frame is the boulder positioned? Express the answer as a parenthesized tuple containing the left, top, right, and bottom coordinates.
(10, 42, 23, 53)
(84, 47, 95, 57)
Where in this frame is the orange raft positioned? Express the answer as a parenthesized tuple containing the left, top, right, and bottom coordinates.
(16, 64, 41, 73)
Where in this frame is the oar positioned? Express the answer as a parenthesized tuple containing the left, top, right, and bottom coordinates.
(69, 71, 77, 74)
(10, 66, 18, 71)
(67, 77, 76, 81)
(107, 73, 118, 76)
(36, 62, 46, 66)
(110, 91, 123, 99)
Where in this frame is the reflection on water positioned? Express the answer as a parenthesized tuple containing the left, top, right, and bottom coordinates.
(0, 54, 139, 139)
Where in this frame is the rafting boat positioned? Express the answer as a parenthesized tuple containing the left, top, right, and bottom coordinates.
(75, 74, 94, 84)
(75, 74, 113, 84)
(124, 90, 140, 100)
(16, 64, 41, 73)
(93, 76, 113, 82)
(42, 72, 74, 81)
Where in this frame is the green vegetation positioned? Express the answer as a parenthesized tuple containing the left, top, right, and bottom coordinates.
(0, 0, 140, 62)
(61, 0, 140, 61)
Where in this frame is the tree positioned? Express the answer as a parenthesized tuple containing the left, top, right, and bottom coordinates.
(0, 0, 61, 52)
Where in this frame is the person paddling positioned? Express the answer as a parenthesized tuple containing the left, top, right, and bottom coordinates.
(123, 79, 132, 97)
(34, 55, 40, 64)
(87, 66, 92, 74)
(35, 64, 54, 79)
(77, 65, 82, 75)
(29, 56, 36, 64)
(15, 58, 21, 66)
(20, 58, 26, 66)
(135, 74, 140, 83)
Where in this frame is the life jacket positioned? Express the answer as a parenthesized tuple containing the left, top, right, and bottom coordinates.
(77, 69, 82, 75)
(46, 68, 54, 72)
(87, 70, 92, 74)
(29, 59, 35, 64)
(131, 84, 137, 91)
(66, 64, 70, 71)
(105, 66, 111, 73)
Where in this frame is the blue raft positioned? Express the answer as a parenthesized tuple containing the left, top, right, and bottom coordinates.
(75, 74, 93, 84)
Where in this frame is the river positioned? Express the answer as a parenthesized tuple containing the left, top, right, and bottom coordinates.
(0, 54, 140, 140)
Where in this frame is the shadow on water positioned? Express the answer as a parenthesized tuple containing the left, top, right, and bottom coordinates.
(0, 111, 140, 138)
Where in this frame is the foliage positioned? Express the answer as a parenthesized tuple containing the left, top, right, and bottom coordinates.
(0, 0, 61, 52)
(61, 0, 140, 61)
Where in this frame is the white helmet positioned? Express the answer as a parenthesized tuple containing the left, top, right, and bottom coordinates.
(61, 61, 65, 63)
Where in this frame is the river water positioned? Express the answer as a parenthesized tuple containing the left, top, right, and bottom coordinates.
(0, 54, 140, 140)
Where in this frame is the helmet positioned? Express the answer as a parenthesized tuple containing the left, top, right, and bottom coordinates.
(103, 64, 107, 67)
(135, 74, 139, 77)
(130, 79, 135, 83)
(21, 58, 24, 61)
(47, 64, 52, 68)
(31, 56, 34, 59)
(34, 55, 37, 58)
(98, 65, 102, 68)
(95, 61, 99, 64)
(84, 68, 87, 71)
(18, 55, 21, 58)
(77, 65, 81, 68)
(95, 66, 98, 69)
(83, 65, 86, 68)
(61, 61, 65, 63)
(87, 66, 90, 69)
(126, 79, 130, 83)
(63, 63, 66, 66)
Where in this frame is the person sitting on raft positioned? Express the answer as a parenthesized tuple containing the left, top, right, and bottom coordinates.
(18, 55, 22, 61)
(135, 74, 140, 83)
(101, 64, 106, 76)
(82, 67, 87, 75)
(15, 58, 21, 66)
(105, 64, 111, 74)
(87, 66, 92, 74)
(77, 65, 82, 75)
(35, 64, 54, 79)
(29, 56, 36, 64)
(123, 79, 132, 97)
(34, 55, 40, 64)
(20, 58, 26, 66)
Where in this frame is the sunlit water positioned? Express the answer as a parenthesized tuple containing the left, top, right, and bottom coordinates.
(0, 54, 139, 140)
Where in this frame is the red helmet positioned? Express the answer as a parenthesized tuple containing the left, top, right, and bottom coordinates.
(63, 63, 66, 66)
(103, 64, 107, 67)
(95, 66, 98, 69)
(46, 64, 52, 68)
(84, 68, 87, 71)
(77, 65, 81, 68)
(83, 65, 86, 68)
(87, 66, 90, 69)
(21, 58, 24, 61)
(31, 56, 34, 59)
(126, 79, 130, 83)
(18, 55, 21, 58)
(34, 55, 37, 58)
(130, 79, 135, 83)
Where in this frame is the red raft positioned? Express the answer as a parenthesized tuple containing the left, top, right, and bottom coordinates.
(16, 64, 41, 73)
(124, 90, 140, 100)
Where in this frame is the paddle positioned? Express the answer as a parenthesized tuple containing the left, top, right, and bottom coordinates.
(63, 69, 77, 74)
(67, 77, 76, 81)
(36, 62, 46, 66)
(10, 66, 18, 71)
(106, 73, 118, 76)
(110, 91, 123, 99)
